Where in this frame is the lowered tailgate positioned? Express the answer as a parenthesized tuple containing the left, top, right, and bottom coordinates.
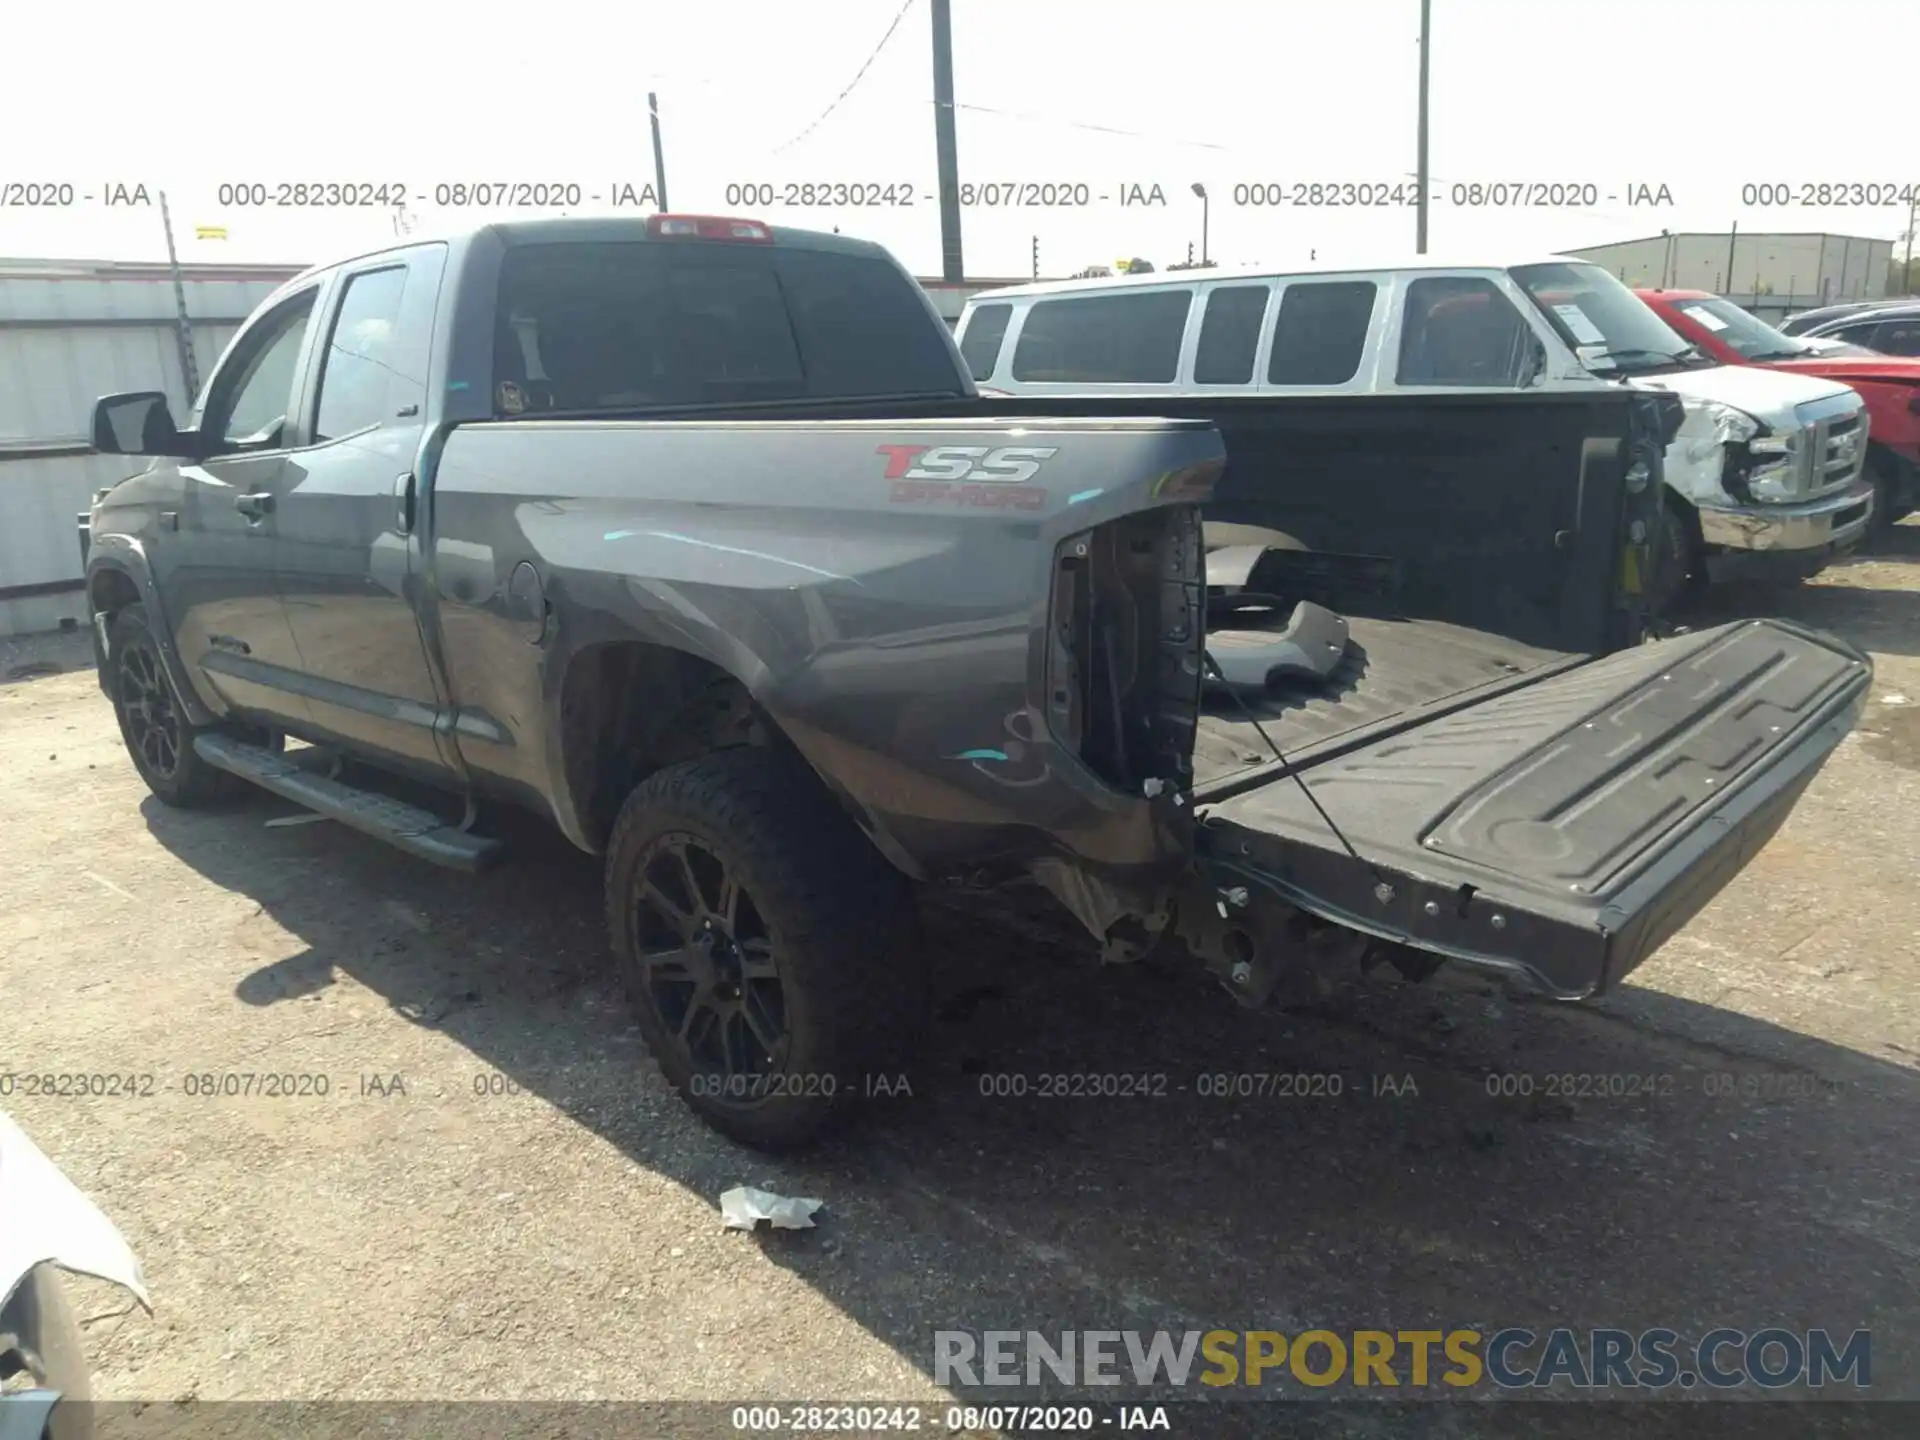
(1197, 619, 1871, 997)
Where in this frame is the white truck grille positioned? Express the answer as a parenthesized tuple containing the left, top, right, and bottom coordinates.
(1796, 393, 1868, 497)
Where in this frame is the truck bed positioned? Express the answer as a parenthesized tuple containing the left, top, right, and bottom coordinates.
(1192, 616, 1574, 796)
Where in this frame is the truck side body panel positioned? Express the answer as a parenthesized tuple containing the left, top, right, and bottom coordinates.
(426, 416, 1221, 885)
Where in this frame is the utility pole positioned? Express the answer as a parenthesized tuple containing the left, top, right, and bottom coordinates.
(1415, 0, 1431, 254)
(1905, 192, 1917, 294)
(157, 190, 200, 405)
(1031, 235, 1039, 280)
(931, 0, 964, 282)
(1726, 220, 1738, 300)
(648, 92, 670, 212)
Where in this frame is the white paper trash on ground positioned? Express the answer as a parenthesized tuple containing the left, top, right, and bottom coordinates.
(720, 1186, 824, 1231)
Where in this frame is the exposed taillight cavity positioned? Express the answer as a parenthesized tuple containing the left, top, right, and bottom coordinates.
(646, 213, 774, 242)
(1045, 504, 1205, 794)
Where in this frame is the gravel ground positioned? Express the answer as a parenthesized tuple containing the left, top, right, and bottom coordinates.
(2, 530, 1917, 1439)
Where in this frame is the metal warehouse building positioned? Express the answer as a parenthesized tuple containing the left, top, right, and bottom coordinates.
(0, 257, 303, 637)
(1566, 231, 1899, 321)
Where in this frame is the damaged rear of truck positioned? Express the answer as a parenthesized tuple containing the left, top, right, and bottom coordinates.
(974, 385, 1870, 1014)
(77, 216, 1870, 1151)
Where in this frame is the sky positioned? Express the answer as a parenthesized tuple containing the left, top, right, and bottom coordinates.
(2, 0, 1916, 278)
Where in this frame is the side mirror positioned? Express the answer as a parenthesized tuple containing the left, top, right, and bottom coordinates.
(91, 392, 197, 457)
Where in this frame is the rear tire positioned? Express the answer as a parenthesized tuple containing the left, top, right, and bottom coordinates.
(107, 604, 242, 808)
(605, 747, 925, 1151)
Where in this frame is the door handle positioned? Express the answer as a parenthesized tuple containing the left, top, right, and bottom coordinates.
(234, 491, 276, 520)
(394, 472, 417, 535)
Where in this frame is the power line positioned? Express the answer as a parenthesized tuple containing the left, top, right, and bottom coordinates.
(773, 0, 919, 154)
(941, 99, 1235, 151)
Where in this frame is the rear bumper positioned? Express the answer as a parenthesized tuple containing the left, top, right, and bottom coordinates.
(1197, 619, 1871, 998)
(1696, 479, 1874, 571)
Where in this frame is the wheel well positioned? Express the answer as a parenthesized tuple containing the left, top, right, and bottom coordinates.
(1866, 441, 1913, 524)
(1648, 491, 1704, 616)
(89, 567, 140, 621)
(561, 642, 770, 847)
(1652, 489, 1702, 561)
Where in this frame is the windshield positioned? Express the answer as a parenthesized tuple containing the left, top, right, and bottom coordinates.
(1511, 261, 1704, 375)
(1669, 296, 1810, 361)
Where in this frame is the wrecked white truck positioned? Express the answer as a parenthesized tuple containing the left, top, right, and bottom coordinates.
(77, 216, 1871, 1149)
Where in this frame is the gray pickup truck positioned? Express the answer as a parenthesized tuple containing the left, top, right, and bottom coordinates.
(80, 214, 1871, 1149)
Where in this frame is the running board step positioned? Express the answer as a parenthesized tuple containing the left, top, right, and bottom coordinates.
(193, 734, 503, 873)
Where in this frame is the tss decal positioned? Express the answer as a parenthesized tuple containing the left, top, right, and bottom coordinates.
(876, 444, 1060, 484)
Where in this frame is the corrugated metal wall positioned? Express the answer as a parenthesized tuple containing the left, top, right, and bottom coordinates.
(0, 261, 299, 636)
(0, 320, 243, 445)
(1568, 232, 1896, 310)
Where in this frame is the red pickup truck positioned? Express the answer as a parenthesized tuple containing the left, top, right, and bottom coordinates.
(1636, 288, 1919, 532)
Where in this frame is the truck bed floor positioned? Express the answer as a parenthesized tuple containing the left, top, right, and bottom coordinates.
(1192, 616, 1573, 793)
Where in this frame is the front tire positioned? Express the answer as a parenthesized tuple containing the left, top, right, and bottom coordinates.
(107, 604, 241, 808)
(1866, 446, 1909, 540)
(605, 747, 925, 1151)
(1648, 494, 1703, 614)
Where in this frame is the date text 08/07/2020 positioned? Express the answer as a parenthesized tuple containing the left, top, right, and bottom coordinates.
(0, 1067, 1844, 1104)
(27, 177, 1920, 211)
(0, 178, 1675, 211)
(719, 180, 1685, 209)
(8, 176, 1696, 211)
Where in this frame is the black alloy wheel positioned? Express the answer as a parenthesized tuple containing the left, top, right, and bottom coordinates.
(632, 833, 789, 1099)
(604, 747, 925, 1150)
(116, 636, 181, 780)
(105, 603, 243, 807)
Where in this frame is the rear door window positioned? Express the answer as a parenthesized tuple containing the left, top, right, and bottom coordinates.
(1397, 276, 1536, 386)
(960, 302, 1013, 380)
(494, 241, 964, 411)
(1192, 286, 1270, 384)
(1011, 290, 1193, 383)
(1831, 320, 1890, 349)
(1870, 318, 1920, 356)
(314, 266, 410, 442)
(1268, 281, 1377, 385)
